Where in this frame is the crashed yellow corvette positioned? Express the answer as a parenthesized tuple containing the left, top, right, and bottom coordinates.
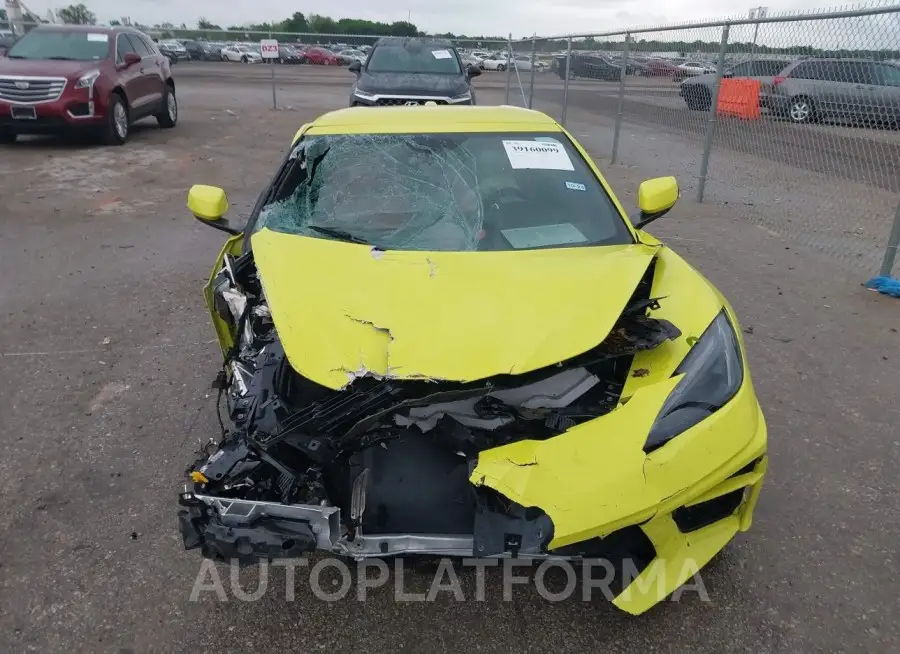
(178, 106, 767, 614)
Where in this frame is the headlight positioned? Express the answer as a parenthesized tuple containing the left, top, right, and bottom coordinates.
(75, 70, 100, 89)
(449, 92, 472, 103)
(644, 311, 743, 452)
(353, 89, 377, 100)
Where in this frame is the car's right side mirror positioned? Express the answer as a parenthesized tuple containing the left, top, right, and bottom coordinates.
(633, 176, 679, 229)
(467, 64, 482, 78)
(348, 60, 362, 74)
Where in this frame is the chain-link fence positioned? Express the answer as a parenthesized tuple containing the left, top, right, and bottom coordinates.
(3, 6, 899, 276)
(505, 1, 900, 277)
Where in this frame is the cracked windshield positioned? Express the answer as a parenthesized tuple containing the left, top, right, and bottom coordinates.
(255, 132, 633, 251)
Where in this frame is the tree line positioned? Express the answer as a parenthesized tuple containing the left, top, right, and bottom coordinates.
(11, 4, 898, 59)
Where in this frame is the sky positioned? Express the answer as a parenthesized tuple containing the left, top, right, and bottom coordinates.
(16, 0, 894, 39)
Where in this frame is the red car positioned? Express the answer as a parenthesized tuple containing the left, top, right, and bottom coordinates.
(643, 59, 680, 77)
(0, 24, 177, 145)
(303, 47, 342, 66)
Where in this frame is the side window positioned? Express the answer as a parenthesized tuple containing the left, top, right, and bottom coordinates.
(830, 61, 869, 84)
(759, 61, 789, 76)
(872, 63, 900, 87)
(116, 33, 137, 64)
(126, 34, 152, 58)
(138, 35, 158, 55)
(730, 62, 752, 76)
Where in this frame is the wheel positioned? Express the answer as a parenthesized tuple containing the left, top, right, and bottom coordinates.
(788, 96, 815, 124)
(0, 130, 16, 144)
(497, 64, 505, 72)
(155, 85, 178, 128)
(683, 86, 711, 111)
(103, 93, 129, 145)
(241, 56, 248, 64)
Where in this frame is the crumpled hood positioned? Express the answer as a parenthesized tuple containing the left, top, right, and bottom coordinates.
(251, 228, 659, 390)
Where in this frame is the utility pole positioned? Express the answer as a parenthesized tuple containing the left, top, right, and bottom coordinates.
(748, 6, 768, 62)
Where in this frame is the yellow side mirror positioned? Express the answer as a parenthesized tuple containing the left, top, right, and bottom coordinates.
(187, 184, 229, 222)
(635, 176, 679, 229)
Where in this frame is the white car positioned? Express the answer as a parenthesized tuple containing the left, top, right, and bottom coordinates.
(338, 49, 367, 64)
(480, 54, 510, 71)
(677, 61, 715, 76)
(221, 45, 262, 63)
(510, 55, 548, 72)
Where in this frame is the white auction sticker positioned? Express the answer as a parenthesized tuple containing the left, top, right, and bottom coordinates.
(86, 33, 109, 42)
(260, 39, 279, 59)
(502, 140, 574, 171)
(431, 49, 453, 59)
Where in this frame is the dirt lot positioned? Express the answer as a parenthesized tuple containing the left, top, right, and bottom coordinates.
(1, 66, 898, 653)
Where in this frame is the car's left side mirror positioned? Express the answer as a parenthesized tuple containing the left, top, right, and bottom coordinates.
(187, 185, 241, 235)
(633, 176, 679, 229)
(467, 64, 482, 78)
(348, 60, 362, 74)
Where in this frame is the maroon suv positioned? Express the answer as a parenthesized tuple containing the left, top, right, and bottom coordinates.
(0, 25, 177, 145)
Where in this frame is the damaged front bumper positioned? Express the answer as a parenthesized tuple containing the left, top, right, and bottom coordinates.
(179, 383, 767, 615)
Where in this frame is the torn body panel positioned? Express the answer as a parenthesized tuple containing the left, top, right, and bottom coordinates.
(250, 228, 660, 390)
(181, 244, 766, 615)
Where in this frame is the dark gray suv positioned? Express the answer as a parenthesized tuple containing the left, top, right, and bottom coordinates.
(348, 37, 480, 107)
(767, 58, 900, 125)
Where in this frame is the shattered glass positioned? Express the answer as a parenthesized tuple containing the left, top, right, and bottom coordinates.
(256, 132, 632, 252)
(257, 134, 486, 251)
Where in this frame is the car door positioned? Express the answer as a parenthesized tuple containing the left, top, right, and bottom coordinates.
(130, 34, 165, 114)
(832, 60, 877, 120)
(114, 33, 143, 110)
(869, 62, 900, 122)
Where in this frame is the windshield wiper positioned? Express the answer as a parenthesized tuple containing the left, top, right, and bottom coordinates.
(46, 56, 76, 60)
(305, 225, 373, 245)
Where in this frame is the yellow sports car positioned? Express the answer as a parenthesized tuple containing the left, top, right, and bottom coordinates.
(178, 106, 767, 614)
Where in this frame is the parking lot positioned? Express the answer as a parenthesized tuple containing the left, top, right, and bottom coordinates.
(1, 64, 899, 652)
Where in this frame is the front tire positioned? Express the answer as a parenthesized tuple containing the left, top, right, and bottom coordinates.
(497, 64, 506, 72)
(156, 85, 178, 128)
(103, 93, 129, 146)
(683, 86, 711, 111)
(788, 96, 816, 124)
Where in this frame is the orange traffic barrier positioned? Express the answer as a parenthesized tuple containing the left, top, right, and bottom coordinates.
(717, 79, 761, 120)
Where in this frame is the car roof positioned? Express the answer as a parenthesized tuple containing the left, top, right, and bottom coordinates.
(32, 24, 149, 38)
(301, 106, 559, 138)
(374, 36, 454, 48)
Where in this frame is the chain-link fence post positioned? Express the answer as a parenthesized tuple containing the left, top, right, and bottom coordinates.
(696, 23, 730, 203)
(610, 32, 631, 165)
(268, 28, 277, 111)
(879, 201, 900, 278)
(561, 36, 572, 126)
(527, 38, 537, 109)
(505, 34, 512, 105)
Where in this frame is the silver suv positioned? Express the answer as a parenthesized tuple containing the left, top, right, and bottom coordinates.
(681, 59, 792, 111)
(767, 58, 900, 125)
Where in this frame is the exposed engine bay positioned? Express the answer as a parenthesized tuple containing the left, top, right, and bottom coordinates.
(178, 250, 681, 562)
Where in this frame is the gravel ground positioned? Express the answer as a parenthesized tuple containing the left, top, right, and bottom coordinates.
(0, 66, 898, 653)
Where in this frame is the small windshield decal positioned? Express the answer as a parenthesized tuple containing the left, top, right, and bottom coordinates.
(86, 33, 109, 42)
(565, 181, 586, 191)
(501, 224, 588, 249)
(431, 49, 453, 59)
(502, 140, 574, 171)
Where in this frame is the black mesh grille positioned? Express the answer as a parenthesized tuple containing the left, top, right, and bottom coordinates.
(374, 98, 449, 106)
(673, 489, 744, 533)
